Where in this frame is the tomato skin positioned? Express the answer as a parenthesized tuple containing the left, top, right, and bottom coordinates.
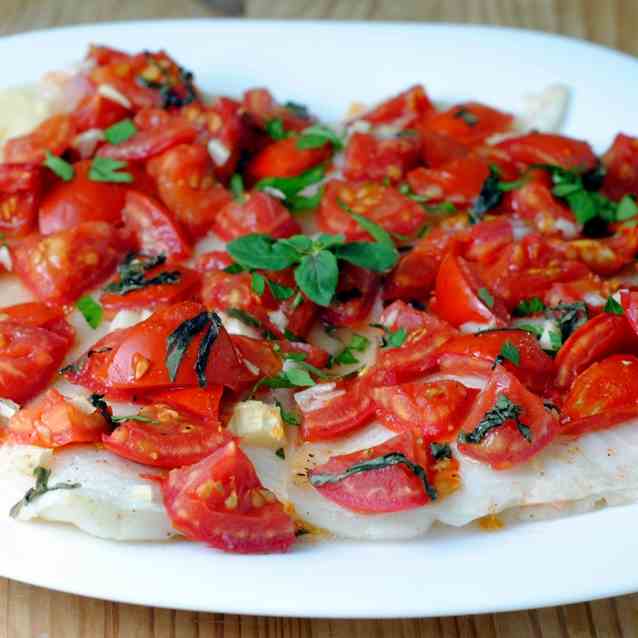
(422, 102, 513, 147)
(461, 219, 514, 264)
(602, 133, 638, 200)
(320, 265, 379, 328)
(194, 250, 233, 272)
(8, 389, 107, 448)
(122, 190, 191, 261)
(433, 253, 508, 328)
(621, 291, 638, 335)
(38, 160, 129, 234)
(436, 330, 555, 395)
(201, 270, 269, 324)
(317, 179, 428, 240)
(407, 157, 489, 205)
(496, 132, 597, 171)
(309, 430, 459, 514)
(3, 114, 74, 164)
(555, 313, 638, 390)
(162, 440, 295, 553)
(561, 354, 638, 435)
(103, 404, 230, 469)
(378, 300, 440, 333)
(71, 93, 130, 132)
(0, 302, 74, 347)
(100, 264, 201, 317)
(0, 163, 42, 237)
(457, 366, 559, 470)
(245, 136, 330, 183)
(300, 378, 376, 441)
(11, 221, 131, 304)
(363, 84, 434, 127)
(146, 144, 232, 240)
(569, 229, 638, 276)
(419, 130, 468, 168)
(242, 87, 313, 132)
(0, 321, 70, 404)
(545, 277, 608, 313)
(211, 191, 300, 242)
(343, 132, 420, 183)
(372, 380, 471, 439)
(135, 386, 223, 422)
(106, 302, 254, 394)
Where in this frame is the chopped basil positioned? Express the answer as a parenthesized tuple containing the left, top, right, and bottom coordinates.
(549, 302, 588, 341)
(196, 316, 222, 387)
(283, 101, 309, 119)
(266, 117, 287, 140)
(459, 393, 531, 445)
(10, 466, 80, 518)
(499, 340, 520, 366)
(227, 307, 262, 329)
(604, 296, 624, 315)
(275, 447, 286, 459)
(230, 174, 245, 202)
(332, 333, 370, 366)
(616, 195, 638, 221)
(267, 279, 294, 300)
(44, 151, 74, 182)
(370, 323, 407, 349)
(255, 165, 325, 209)
(103, 253, 180, 295)
(104, 118, 137, 145)
(88, 393, 115, 428)
(453, 107, 479, 127)
(478, 287, 495, 308)
(430, 442, 452, 461)
(297, 124, 344, 151)
(470, 167, 502, 223)
(514, 297, 546, 316)
(309, 452, 437, 501)
(89, 157, 133, 183)
(223, 262, 245, 274)
(75, 296, 103, 329)
(251, 272, 266, 296)
(276, 400, 300, 425)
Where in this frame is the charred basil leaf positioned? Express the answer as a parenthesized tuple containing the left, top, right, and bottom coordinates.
(470, 166, 502, 223)
(10, 466, 80, 518)
(104, 253, 180, 295)
(196, 313, 222, 387)
(166, 311, 215, 383)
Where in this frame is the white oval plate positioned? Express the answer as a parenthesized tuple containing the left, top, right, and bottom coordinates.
(1, 20, 638, 618)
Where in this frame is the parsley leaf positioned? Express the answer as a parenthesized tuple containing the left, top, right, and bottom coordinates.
(104, 118, 137, 145)
(276, 400, 300, 425)
(297, 124, 344, 151)
(255, 165, 325, 208)
(44, 152, 74, 182)
(371, 323, 407, 349)
(75, 296, 103, 329)
(89, 157, 133, 183)
(514, 297, 546, 316)
(230, 174, 245, 202)
(227, 307, 262, 328)
(604, 296, 624, 315)
(332, 333, 370, 366)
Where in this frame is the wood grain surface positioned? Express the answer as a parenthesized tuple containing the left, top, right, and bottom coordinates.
(2, 0, 638, 636)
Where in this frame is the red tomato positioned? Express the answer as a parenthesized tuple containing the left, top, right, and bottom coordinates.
(106, 302, 254, 393)
(162, 440, 295, 553)
(11, 221, 131, 304)
(621, 290, 638, 335)
(419, 130, 468, 168)
(545, 277, 608, 313)
(569, 229, 638, 276)
(146, 144, 232, 240)
(343, 132, 420, 183)
(242, 87, 312, 132)
(201, 271, 269, 326)
(496, 133, 597, 171)
(136, 386, 223, 422)
(317, 179, 428, 240)
(457, 366, 559, 469)
(100, 264, 201, 317)
(212, 192, 300, 242)
(122, 190, 191, 261)
(555, 313, 638, 389)
(309, 430, 460, 514)
(71, 93, 130, 132)
(407, 157, 489, 205)
(320, 265, 379, 328)
(436, 329, 555, 395)
(602, 133, 638, 200)
(364, 315, 456, 387)
(8, 389, 107, 448)
(300, 378, 376, 441)
(193, 250, 233, 272)
(372, 380, 471, 439)
(103, 404, 230, 469)
(0, 321, 70, 403)
(461, 219, 514, 264)
(422, 102, 513, 147)
(433, 253, 509, 328)
(561, 355, 638, 435)
(363, 84, 434, 127)
(98, 120, 197, 161)
(378, 300, 442, 332)
(0, 163, 42, 237)
(245, 136, 331, 183)
(3, 114, 74, 163)
(38, 160, 130, 234)
(0, 302, 74, 347)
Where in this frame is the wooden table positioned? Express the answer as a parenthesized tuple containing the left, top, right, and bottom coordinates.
(2, 1, 638, 636)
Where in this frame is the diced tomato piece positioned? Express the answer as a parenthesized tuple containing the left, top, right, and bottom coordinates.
(457, 366, 559, 469)
(363, 85, 434, 128)
(8, 389, 107, 448)
(135, 386, 223, 422)
(569, 228, 638, 276)
(419, 130, 468, 168)
(602, 133, 638, 200)
(193, 250, 233, 273)
(0, 163, 42, 237)
(162, 440, 295, 553)
(0, 302, 74, 347)
(3, 114, 74, 164)
(317, 179, 428, 240)
(146, 144, 232, 240)
(71, 93, 130, 133)
(378, 300, 440, 333)
(373, 380, 472, 439)
(11, 221, 131, 304)
(122, 190, 191, 261)
(461, 219, 514, 264)
(561, 354, 638, 435)
(496, 132, 597, 172)
(201, 270, 269, 325)
(212, 191, 300, 242)
(0, 322, 70, 403)
(555, 313, 638, 389)
(320, 265, 379, 328)
(344, 132, 420, 183)
(545, 277, 608, 313)
(309, 430, 459, 514)
(622, 290, 638, 336)
(104, 403, 230, 469)
(242, 87, 313, 132)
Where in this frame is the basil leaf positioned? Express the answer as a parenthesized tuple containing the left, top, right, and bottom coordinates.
(284, 101, 309, 119)
(75, 296, 103, 329)
(349, 212, 395, 247)
(251, 272, 266, 296)
(285, 367, 315, 387)
(459, 393, 530, 445)
(267, 279, 294, 300)
(166, 311, 211, 382)
(310, 452, 437, 501)
(604, 296, 624, 315)
(195, 314, 221, 387)
(276, 400, 301, 425)
(470, 167, 502, 223)
(266, 118, 287, 140)
(288, 187, 324, 212)
(255, 165, 324, 199)
(275, 447, 286, 459)
(104, 118, 137, 145)
(372, 323, 408, 349)
(499, 340, 520, 366)
(89, 157, 133, 183)
(616, 195, 638, 221)
(227, 233, 299, 270)
(227, 307, 262, 328)
(294, 250, 339, 306)
(336, 241, 398, 272)
(478, 287, 494, 308)
(44, 152, 74, 182)
(278, 235, 314, 254)
(297, 124, 344, 151)
(230, 174, 245, 202)
(10, 466, 81, 518)
(514, 297, 546, 316)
